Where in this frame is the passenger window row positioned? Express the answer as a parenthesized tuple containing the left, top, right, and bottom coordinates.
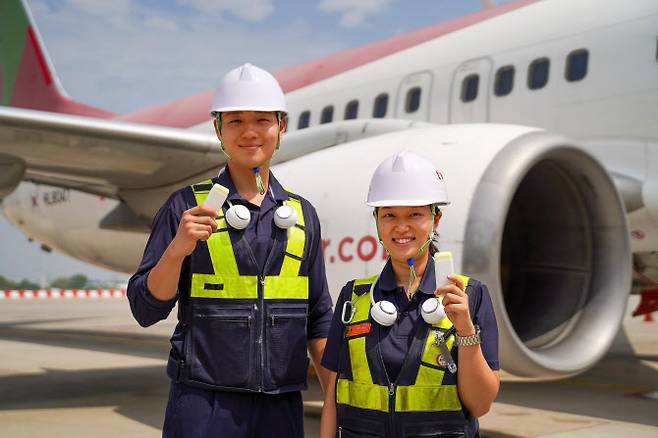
(295, 48, 590, 128)
(296, 88, 421, 130)
(462, 48, 589, 102)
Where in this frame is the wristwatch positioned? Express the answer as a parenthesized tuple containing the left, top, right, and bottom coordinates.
(454, 325, 481, 347)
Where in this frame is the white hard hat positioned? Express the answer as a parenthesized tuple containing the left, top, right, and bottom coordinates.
(210, 63, 287, 115)
(366, 150, 450, 207)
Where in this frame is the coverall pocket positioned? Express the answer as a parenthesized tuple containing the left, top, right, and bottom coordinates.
(337, 415, 384, 437)
(266, 304, 308, 386)
(402, 422, 466, 437)
(338, 427, 382, 438)
(190, 306, 254, 388)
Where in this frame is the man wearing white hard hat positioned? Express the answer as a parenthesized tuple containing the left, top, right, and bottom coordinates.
(319, 151, 500, 438)
(127, 63, 333, 437)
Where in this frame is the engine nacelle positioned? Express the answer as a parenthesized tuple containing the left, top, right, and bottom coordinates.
(275, 123, 631, 379)
(461, 127, 631, 378)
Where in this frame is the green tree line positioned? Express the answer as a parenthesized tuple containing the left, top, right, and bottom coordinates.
(0, 274, 106, 289)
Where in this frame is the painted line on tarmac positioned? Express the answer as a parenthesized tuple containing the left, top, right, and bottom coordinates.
(0, 290, 126, 299)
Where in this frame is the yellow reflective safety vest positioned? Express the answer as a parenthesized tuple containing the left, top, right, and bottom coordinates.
(336, 274, 473, 437)
(173, 179, 311, 393)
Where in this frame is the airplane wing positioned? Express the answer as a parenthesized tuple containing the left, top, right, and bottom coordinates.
(0, 106, 222, 198)
(0, 106, 428, 220)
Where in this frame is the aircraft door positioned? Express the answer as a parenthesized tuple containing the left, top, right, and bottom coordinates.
(449, 57, 492, 123)
(395, 71, 433, 121)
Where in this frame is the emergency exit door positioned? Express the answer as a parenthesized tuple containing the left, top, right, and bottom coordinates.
(449, 57, 493, 123)
(395, 71, 433, 121)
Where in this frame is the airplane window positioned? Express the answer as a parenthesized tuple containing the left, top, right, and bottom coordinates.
(494, 66, 515, 96)
(321, 105, 334, 124)
(528, 58, 550, 90)
(298, 111, 310, 129)
(344, 100, 359, 120)
(461, 74, 479, 102)
(566, 49, 588, 82)
(373, 93, 388, 118)
(405, 87, 422, 113)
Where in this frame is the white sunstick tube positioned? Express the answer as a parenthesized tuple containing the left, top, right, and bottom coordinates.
(202, 183, 230, 212)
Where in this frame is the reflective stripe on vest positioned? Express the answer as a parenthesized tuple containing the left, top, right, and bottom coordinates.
(189, 179, 308, 300)
(344, 275, 377, 385)
(336, 274, 470, 413)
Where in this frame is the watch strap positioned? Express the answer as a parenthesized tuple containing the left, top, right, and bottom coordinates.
(454, 324, 481, 347)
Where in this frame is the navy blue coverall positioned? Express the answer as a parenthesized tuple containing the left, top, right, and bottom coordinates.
(128, 166, 333, 437)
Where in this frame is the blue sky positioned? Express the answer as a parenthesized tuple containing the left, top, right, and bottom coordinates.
(0, 0, 516, 285)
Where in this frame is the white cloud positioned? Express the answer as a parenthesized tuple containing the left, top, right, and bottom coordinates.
(144, 16, 179, 32)
(65, 0, 137, 30)
(318, 0, 394, 27)
(176, 0, 274, 22)
(66, 0, 134, 16)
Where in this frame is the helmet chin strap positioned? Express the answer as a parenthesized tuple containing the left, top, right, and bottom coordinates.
(215, 113, 231, 160)
(375, 207, 436, 293)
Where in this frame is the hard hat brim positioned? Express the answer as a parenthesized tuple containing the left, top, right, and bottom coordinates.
(367, 200, 451, 207)
(209, 106, 287, 115)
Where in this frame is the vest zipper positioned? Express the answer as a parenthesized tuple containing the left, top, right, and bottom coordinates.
(258, 275, 265, 392)
(258, 219, 289, 393)
(376, 335, 396, 434)
(388, 382, 397, 432)
(374, 305, 431, 434)
(242, 208, 290, 393)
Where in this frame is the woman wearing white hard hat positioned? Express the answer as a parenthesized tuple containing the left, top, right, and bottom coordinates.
(127, 63, 333, 437)
(319, 151, 500, 438)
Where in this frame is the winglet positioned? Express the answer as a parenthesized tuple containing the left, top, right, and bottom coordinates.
(0, 0, 114, 117)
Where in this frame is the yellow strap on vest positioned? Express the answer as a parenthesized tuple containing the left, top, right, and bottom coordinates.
(279, 196, 305, 277)
(336, 276, 390, 412)
(336, 379, 389, 413)
(396, 385, 462, 412)
(190, 274, 258, 299)
(264, 194, 308, 299)
(416, 276, 470, 387)
(344, 274, 378, 383)
(188, 180, 308, 300)
(263, 276, 308, 299)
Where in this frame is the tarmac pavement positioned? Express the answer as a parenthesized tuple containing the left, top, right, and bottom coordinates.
(0, 296, 656, 437)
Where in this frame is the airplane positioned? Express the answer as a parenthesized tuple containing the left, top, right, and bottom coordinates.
(1, 0, 658, 381)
